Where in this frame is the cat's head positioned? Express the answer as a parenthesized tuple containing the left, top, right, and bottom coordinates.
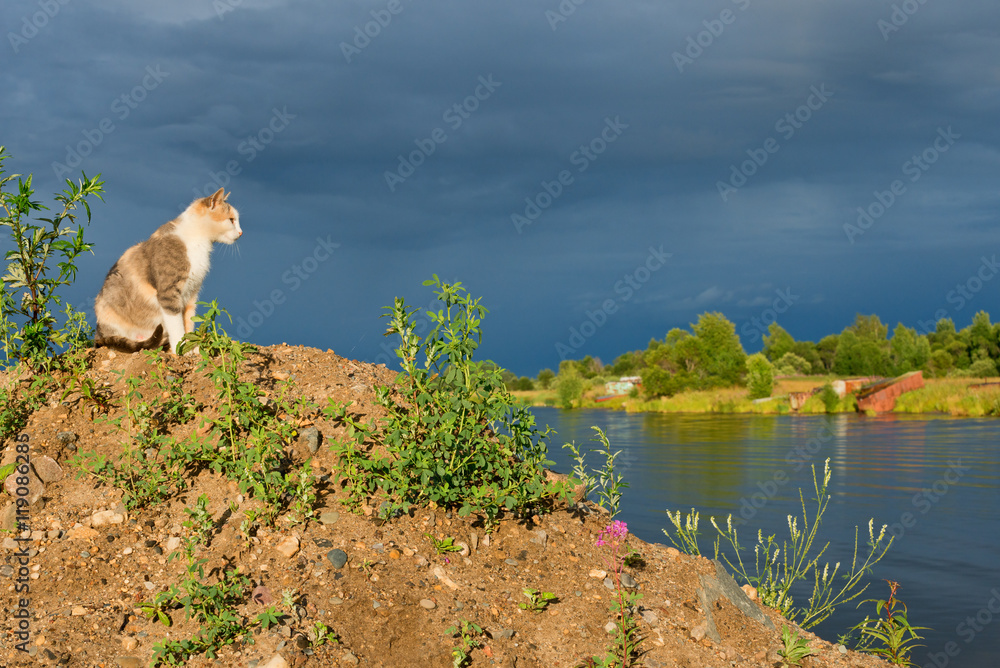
(190, 188, 242, 244)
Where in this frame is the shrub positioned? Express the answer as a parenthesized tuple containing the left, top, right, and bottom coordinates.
(775, 352, 812, 376)
(965, 358, 997, 378)
(819, 383, 840, 413)
(745, 353, 774, 400)
(328, 276, 567, 526)
(556, 369, 584, 408)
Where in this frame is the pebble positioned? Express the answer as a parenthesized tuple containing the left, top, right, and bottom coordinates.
(504, 559, 518, 566)
(71, 606, 87, 616)
(0, 504, 16, 532)
(2, 537, 19, 550)
(32, 456, 64, 483)
(313, 537, 333, 548)
(456, 542, 469, 557)
(741, 584, 757, 601)
(604, 577, 615, 591)
(165, 536, 182, 552)
(91, 510, 125, 527)
(342, 652, 359, 665)
(604, 622, 617, 634)
(56, 431, 78, 446)
(121, 637, 138, 651)
(298, 426, 320, 453)
(327, 549, 348, 569)
(319, 511, 340, 525)
(640, 609, 658, 625)
(3, 469, 44, 504)
(469, 532, 478, 552)
(665, 547, 680, 557)
(275, 536, 300, 558)
(589, 569, 607, 579)
(46, 529, 60, 540)
(837, 644, 848, 655)
(482, 534, 490, 547)
(122, 547, 133, 555)
(419, 599, 436, 610)
(116, 658, 142, 668)
(690, 622, 708, 642)
(620, 573, 638, 589)
(261, 655, 289, 668)
(330, 597, 344, 605)
(0, 565, 13, 577)
(530, 530, 548, 548)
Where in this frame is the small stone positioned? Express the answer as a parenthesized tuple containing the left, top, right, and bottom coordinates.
(456, 542, 469, 557)
(419, 599, 436, 610)
(313, 537, 333, 548)
(31, 456, 64, 483)
(0, 504, 16, 532)
(496, 628, 515, 639)
(589, 569, 607, 579)
(46, 529, 60, 540)
(342, 652, 359, 665)
(837, 644, 848, 655)
(261, 655, 290, 668)
(56, 431, 78, 446)
(389, 550, 400, 559)
(530, 530, 548, 548)
(330, 597, 344, 605)
(121, 637, 138, 651)
(30, 530, 44, 541)
(91, 510, 124, 527)
(403, 547, 414, 557)
(604, 622, 617, 634)
(116, 658, 142, 668)
(640, 609, 658, 625)
(298, 426, 320, 453)
(165, 536, 182, 552)
(741, 584, 757, 601)
(505, 558, 518, 566)
(319, 511, 340, 525)
(620, 573, 638, 589)
(0, 565, 13, 577)
(275, 536, 300, 558)
(122, 547, 133, 555)
(690, 622, 708, 642)
(4, 469, 44, 504)
(432, 565, 459, 590)
(469, 532, 478, 552)
(415, 556, 429, 568)
(481, 534, 490, 547)
(327, 549, 348, 569)
(272, 371, 290, 381)
(71, 606, 87, 616)
(68, 526, 98, 541)
(665, 547, 680, 557)
(604, 577, 615, 590)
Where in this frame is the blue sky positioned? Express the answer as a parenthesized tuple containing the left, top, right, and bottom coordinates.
(2, 0, 998, 375)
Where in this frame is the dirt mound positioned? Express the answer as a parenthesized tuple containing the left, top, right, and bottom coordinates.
(0, 346, 891, 667)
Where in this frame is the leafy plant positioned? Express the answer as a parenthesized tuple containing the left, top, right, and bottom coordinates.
(778, 624, 817, 666)
(746, 353, 774, 400)
(308, 620, 339, 647)
(446, 619, 484, 668)
(329, 276, 569, 527)
(0, 147, 104, 370)
(849, 581, 928, 666)
(562, 427, 629, 517)
(255, 606, 281, 630)
(663, 507, 701, 556)
(589, 521, 643, 668)
(520, 588, 557, 612)
(665, 459, 893, 630)
(426, 533, 463, 554)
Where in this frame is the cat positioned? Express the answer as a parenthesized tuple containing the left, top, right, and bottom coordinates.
(94, 188, 242, 354)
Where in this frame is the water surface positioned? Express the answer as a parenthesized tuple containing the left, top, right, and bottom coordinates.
(532, 408, 1000, 668)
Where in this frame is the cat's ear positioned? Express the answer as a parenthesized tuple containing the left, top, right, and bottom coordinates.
(223, 191, 231, 201)
(209, 188, 225, 209)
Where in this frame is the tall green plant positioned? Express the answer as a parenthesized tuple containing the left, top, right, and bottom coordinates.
(0, 147, 104, 370)
(329, 276, 567, 525)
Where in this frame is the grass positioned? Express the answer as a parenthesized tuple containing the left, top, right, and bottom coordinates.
(516, 376, 1000, 416)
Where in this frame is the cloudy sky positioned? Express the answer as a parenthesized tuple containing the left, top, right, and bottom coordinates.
(2, 0, 998, 375)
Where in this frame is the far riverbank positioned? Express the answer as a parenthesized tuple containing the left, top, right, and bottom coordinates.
(514, 376, 1000, 416)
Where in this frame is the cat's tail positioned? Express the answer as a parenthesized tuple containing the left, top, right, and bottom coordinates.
(94, 325, 166, 353)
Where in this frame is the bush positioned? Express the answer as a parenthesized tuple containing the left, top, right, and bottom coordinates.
(556, 370, 584, 408)
(965, 358, 997, 378)
(774, 352, 812, 376)
(745, 353, 774, 400)
(819, 383, 840, 413)
(328, 276, 567, 525)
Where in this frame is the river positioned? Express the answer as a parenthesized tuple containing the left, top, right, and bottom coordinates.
(531, 407, 1000, 668)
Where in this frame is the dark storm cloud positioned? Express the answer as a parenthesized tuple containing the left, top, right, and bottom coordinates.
(2, 0, 998, 374)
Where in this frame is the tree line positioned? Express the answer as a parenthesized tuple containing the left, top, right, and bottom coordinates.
(509, 311, 1000, 401)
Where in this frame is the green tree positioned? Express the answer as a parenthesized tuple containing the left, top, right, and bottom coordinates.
(774, 352, 812, 376)
(790, 341, 823, 374)
(745, 353, 774, 400)
(762, 323, 795, 362)
(833, 330, 892, 376)
(849, 313, 889, 343)
(692, 312, 746, 387)
(536, 368, 555, 389)
(555, 366, 584, 408)
(962, 311, 997, 362)
(816, 334, 839, 373)
(889, 323, 931, 375)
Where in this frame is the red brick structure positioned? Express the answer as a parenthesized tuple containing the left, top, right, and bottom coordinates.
(856, 371, 925, 413)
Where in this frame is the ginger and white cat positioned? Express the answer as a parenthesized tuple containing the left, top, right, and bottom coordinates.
(94, 188, 242, 354)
